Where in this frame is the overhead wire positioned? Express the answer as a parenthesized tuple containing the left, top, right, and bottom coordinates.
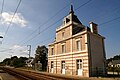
(0, 0, 4, 20)
(19, 0, 93, 45)
(75, 0, 92, 11)
(99, 16, 120, 26)
(1, 0, 22, 44)
(1, 0, 120, 58)
(0, 0, 74, 54)
(18, 1, 75, 44)
(22, 17, 63, 44)
(34, 0, 120, 47)
(91, 6, 120, 22)
(2, 0, 93, 54)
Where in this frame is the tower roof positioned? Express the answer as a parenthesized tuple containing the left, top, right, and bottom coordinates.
(69, 5, 82, 24)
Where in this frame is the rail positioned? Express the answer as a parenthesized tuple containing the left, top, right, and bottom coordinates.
(0, 67, 83, 80)
(1, 67, 117, 80)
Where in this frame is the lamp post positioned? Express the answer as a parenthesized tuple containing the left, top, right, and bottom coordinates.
(0, 36, 3, 38)
(0, 36, 3, 44)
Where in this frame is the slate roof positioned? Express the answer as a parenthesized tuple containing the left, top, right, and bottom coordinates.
(112, 60, 120, 65)
(72, 15, 82, 24)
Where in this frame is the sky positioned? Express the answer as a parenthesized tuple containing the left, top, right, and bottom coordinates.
(0, 0, 120, 61)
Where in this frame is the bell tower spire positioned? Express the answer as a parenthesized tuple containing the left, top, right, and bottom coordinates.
(69, 5, 74, 14)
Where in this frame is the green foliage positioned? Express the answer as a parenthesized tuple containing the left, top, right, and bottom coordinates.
(107, 55, 120, 61)
(107, 55, 120, 71)
(0, 56, 28, 68)
(10, 56, 18, 66)
(33, 45, 48, 71)
(2, 58, 11, 65)
(113, 55, 120, 60)
(108, 66, 120, 72)
(107, 55, 120, 64)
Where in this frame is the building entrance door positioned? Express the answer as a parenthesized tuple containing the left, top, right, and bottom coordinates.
(61, 61, 65, 74)
(77, 59, 82, 76)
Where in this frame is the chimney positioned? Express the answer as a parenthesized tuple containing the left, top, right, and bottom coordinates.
(89, 22, 98, 34)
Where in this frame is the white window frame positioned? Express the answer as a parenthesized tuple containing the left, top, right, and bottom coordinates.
(61, 61, 65, 69)
(76, 40, 81, 51)
(76, 59, 82, 69)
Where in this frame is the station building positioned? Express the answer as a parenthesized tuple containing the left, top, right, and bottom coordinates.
(48, 5, 106, 77)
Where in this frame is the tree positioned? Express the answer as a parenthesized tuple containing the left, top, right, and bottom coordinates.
(0, 56, 28, 68)
(2, 58, 11, 66)
(107, 55, 120, 63)
(33, 45, 48, 71)
(14, 57, 28, 67)
(107, 54, 120, 71)
(10, 56, 18, 66)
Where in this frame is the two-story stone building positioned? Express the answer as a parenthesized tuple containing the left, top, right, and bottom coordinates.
(48, 5, 106, 77)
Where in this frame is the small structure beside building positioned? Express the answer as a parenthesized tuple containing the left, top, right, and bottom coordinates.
(34, 61, 42, 71)
(108, 60, 120, 68)
(26, 57, 34, 67)
(48, 5, 106, 77)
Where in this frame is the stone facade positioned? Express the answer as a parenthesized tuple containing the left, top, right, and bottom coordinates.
(48, 5, 106, 77)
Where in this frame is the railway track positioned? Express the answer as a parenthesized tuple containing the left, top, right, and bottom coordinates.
(0, 67, 62, 80)
(1, 67, 113, 80)
(1, 67, 87, 80)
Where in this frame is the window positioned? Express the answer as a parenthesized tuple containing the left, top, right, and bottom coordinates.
(62, 32, 64, 39)
(51, 48, 54, 55)
(77, 59, 82, 69)
(51, 61, 54, 68)
(62, 45, 65, 53)
(66, 18, 70, 23)
(76, 40, 81, 51)
(61, 61, 65, 69)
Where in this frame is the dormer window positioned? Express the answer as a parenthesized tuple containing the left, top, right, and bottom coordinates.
(66, 18, 70, 23)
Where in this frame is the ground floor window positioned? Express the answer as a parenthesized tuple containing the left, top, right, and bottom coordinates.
(51, 61, 54, 73)
(76, 59, 82, 76)
(61, 61, 65, 74)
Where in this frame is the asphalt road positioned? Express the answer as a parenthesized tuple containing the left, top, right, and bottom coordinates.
(0, 70, 18, 80)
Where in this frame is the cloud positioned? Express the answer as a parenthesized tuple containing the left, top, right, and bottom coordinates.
(0, 12, 27, 27)
(11, 45, 28, 55)
(0, 32, 5, 36)
(12, 45, 22, 49)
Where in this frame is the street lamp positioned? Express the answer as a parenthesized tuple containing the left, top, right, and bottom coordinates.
(0, 36, 3, 44)
(0, 36, 3, 38)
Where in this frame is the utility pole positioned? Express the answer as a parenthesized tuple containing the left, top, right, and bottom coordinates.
(27, 45, 31, 59)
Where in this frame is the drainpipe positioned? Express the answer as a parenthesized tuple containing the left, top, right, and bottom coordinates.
(56, 44, 57, 74)
(87, 32, 92, 77)
(102, 38, 107, 76)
